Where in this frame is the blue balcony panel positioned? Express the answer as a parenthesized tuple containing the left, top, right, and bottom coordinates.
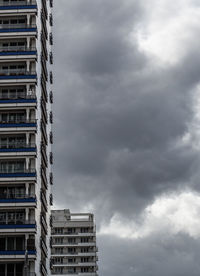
(0, 99, 36, 103)
(0, 123, 36, 127)
(0, 75, 37, 79)
(0, 198, 36, 203)
(0, 5, 37, 10)
(0, 147, 36, 152)
(0, 224, 36, 229)
(0, 172, 36, 178)
(0, 51, 37, 56)
(0, 250, 36, 255)
(0, 27, 37, 33)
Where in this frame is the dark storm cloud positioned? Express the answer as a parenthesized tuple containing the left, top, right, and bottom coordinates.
(99, 233, 200, 276)
(53, 0, 200, 218)
(53, 1, 200, 275)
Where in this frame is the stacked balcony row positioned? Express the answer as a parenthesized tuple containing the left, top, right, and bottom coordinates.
(0, 0, 53, 275)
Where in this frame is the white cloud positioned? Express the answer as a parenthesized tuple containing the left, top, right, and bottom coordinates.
(135, 0, 200, 64)
(99, 191, 200, 239)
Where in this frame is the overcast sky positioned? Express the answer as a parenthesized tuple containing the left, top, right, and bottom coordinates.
(53, 0, 200, 275)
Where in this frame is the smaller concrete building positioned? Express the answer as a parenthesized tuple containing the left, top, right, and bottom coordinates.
(51, 209, 98, 276)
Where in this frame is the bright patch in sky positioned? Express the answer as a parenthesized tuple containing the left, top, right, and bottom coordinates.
(99, 191, 200, 239)
(135, 0, 200, 64)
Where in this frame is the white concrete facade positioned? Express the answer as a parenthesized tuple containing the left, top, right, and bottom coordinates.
(0, 0, 54, 275)
(51, 210, 98, 276)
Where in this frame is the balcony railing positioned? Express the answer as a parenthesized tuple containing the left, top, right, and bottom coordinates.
(0, 70, 36, 76)
(0, 0, 36, 6)
(0, 167, 35, 174)
(0, 192, 36, 200)
(6, 273, 36, 276)
(0, 118, 36, 127)
(0, 93, 36, 103)
(0, 249, 36, 255)
(0, 166, 36, 178)
(52, 231, 95, 235)
(0, 219, 36, 227)
(0, 46, 36, 53)
(0, 192, 35, 198)
(0, 142, 36, 149)
(0, 24, 37, 31)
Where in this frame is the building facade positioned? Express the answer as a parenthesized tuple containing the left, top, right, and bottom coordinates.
(51, 210, 98, 276)
(0, 0, 54, 275)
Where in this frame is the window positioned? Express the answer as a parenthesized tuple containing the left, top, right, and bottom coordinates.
(7, 264, 15, 276)
(68, 238, 76, 244)
(54, 257, 63, 264)
(81, 227, 89, 233)
(81, 267, 89, 272)
(55, 227, 63, 234)
(81, 247, 89, 253)
(0, 236, 24, 251)
(0, 160, 25, 173)
(67, 227, 76, 234)
(68, 247, 76, 254)
(0, 264, 5, 276)
(55, 267, 63, 274)
(55, 247, 63, 254)
(0, 211, 25, 224)
(81, 257, 89, 263)
(0, 87, 26, 100)
(0, 136, 26, 149)
(68, 258, 76, 263)
(55, 237, 63, 244)
(81, 237, 89, 243)
(0, 213, 6, 224)
(68, 268, 76, 274)
(0, 238, 5, 250)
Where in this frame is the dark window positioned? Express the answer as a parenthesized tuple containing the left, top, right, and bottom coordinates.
(0, 238, 5, 250)
(0, 264, 5, 276)
(7, 263, 14, 276)
(16, 237, 24, 250)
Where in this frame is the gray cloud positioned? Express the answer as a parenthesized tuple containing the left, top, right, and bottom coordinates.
(53, 0, 200, 216)
(53, 0, 200, 275)
(99, 233, 200, 276)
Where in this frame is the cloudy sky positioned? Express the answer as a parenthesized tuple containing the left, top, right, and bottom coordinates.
(53, 0, 200, 275)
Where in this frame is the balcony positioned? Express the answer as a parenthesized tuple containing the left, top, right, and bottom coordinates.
(0, 142, 36, 152)
(52, 252, 97, 258)
(0, 249, 36, 257)
(0, 46, 37, 60)
(0, 24, 37, 36)
(52, 252, 96, 257)
(0, 192, 36, 204)
(1, 273, 36, 276)
(52, 232, 95, 237)
(0, 0, 37, 12)
(0, 70, 37, 82)
(0, 219, 36, 231)
(52, 272, 98, 276)
(0, 118, 37, 128)
(0, 94, 36, 106)
(0, 167, 36, 178)
(52, 242, 96, 247)
(53, 263, 97, 268)
(2, 271, 37, 276)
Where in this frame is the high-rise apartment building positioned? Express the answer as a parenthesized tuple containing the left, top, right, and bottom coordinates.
(51, 210, 98, 276)
(0, 0, 54, 275)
